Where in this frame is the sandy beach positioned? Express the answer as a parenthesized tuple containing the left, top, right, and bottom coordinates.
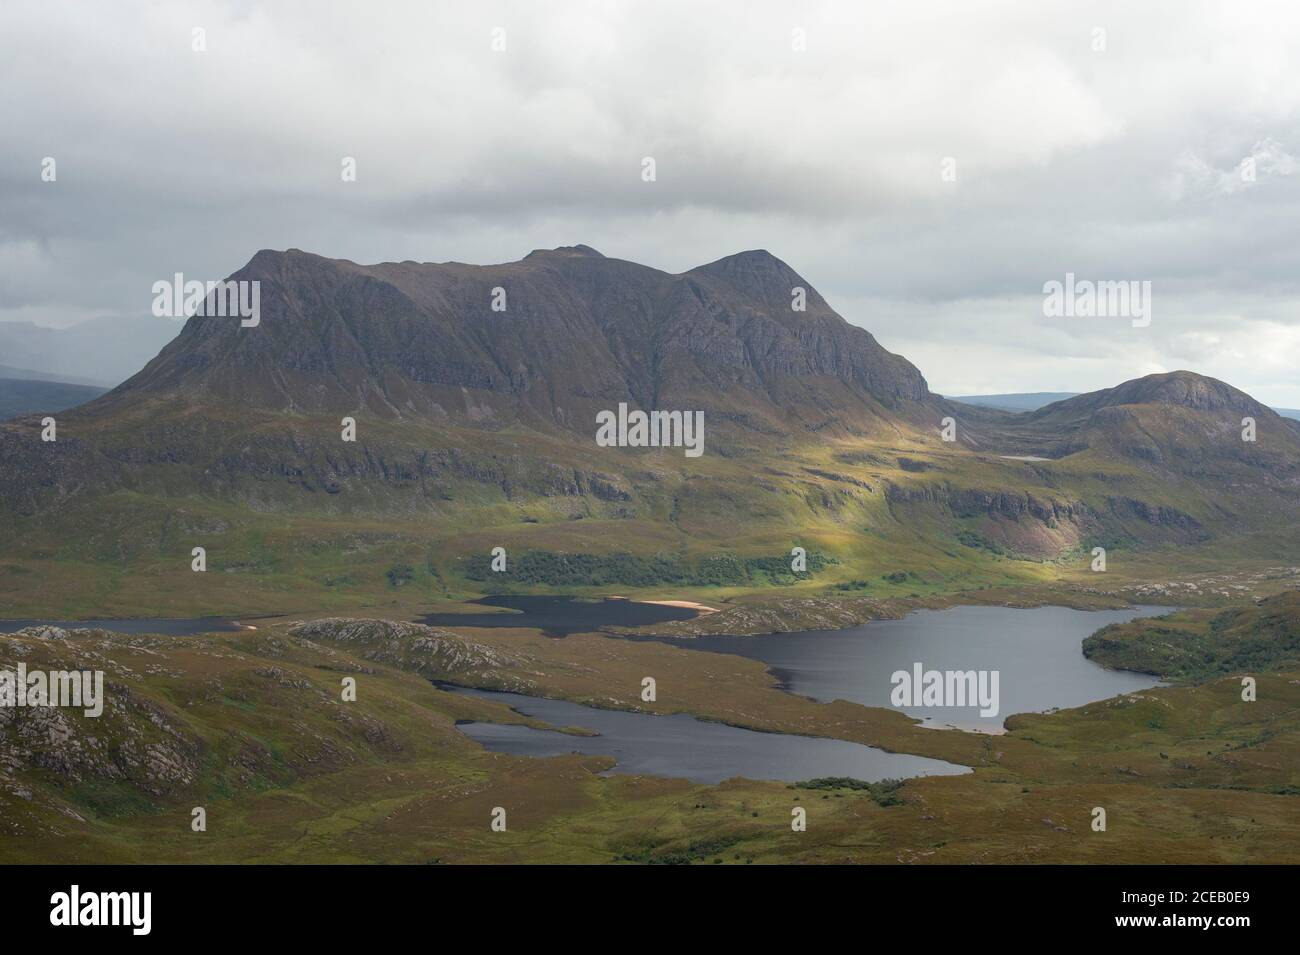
(608, 596, 721, 614)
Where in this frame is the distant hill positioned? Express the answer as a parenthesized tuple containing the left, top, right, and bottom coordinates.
(950, 390, 1300, 421)
(0, 378, 107, 420)
(1029, 372, 1275, 420)
(946, 392, 1078, 412)
(0, 315, 183, 387)
(955, 371, 1300, 484)
(0, 364, 108, 388)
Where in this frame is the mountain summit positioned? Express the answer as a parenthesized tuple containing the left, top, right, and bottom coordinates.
(102, 246, 930, 438)
(1032, 371, 1275, 421)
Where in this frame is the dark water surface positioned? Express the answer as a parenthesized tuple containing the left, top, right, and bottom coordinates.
(449, 686, 968, 784)
(645, 604, 1171, 731)
(0, 617, 243, 635)
(2, 601, 1169, 738)
(420, 595, 699, 637)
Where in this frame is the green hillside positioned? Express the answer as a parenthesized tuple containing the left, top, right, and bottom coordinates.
(1085, 591, 1300, 682)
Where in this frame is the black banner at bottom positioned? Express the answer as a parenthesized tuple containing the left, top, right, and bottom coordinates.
(1, 864, 1286, 940)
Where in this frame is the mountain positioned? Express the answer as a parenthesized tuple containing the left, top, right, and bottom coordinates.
(0, 247, 1297, 618)
(950, 389, 1300, 421)
(1017, 372, 1300, 469)
(0, 315, 184, 387)
(955, 373, 1300, 463)
(103, 246, 930, 438)
(1032, 372, 1275, 420)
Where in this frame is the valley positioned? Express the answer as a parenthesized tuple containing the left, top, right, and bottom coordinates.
(2, 245, 1298, 864)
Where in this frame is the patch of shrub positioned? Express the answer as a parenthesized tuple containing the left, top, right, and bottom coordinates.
(957, 530, 1006, 555)
(792, 777, 906, 807)
(385, 563, 415, 587)
(462, 550, 832, 587)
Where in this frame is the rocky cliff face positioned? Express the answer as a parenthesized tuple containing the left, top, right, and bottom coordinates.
(98, 246, 930, 435)
(0, 245, 942, 516)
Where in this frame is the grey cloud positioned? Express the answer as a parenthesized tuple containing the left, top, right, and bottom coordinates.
(2, 0, 1299, 403)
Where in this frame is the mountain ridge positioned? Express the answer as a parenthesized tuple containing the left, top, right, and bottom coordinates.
(1, 245, 1297, 619)
(96, 246, 931, 439)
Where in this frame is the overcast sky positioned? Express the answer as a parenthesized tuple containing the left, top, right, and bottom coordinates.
(3, 1, 1300, 404)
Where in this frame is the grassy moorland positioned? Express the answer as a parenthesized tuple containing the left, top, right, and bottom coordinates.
(2, 613, 1297, 864)
(3, 408, 1298, 625)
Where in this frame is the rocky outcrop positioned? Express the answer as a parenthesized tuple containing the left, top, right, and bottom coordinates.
(884, 482, 1084, 525)
(289, 618, 534, 687)
(1104, 497, 1201, 531)
(0, 622, 470, 817)
(0, 627, 203, 801)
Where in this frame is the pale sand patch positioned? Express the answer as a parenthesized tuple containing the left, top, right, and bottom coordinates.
(642, 599, 721, 613)
(607, 596, 721, 614)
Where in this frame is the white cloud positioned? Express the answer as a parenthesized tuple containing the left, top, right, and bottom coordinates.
(3, 0, 1300, 401)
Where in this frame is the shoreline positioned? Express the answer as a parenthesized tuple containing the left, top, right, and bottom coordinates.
(624, 597, 720, 614)
(639, 597, 722, 613)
